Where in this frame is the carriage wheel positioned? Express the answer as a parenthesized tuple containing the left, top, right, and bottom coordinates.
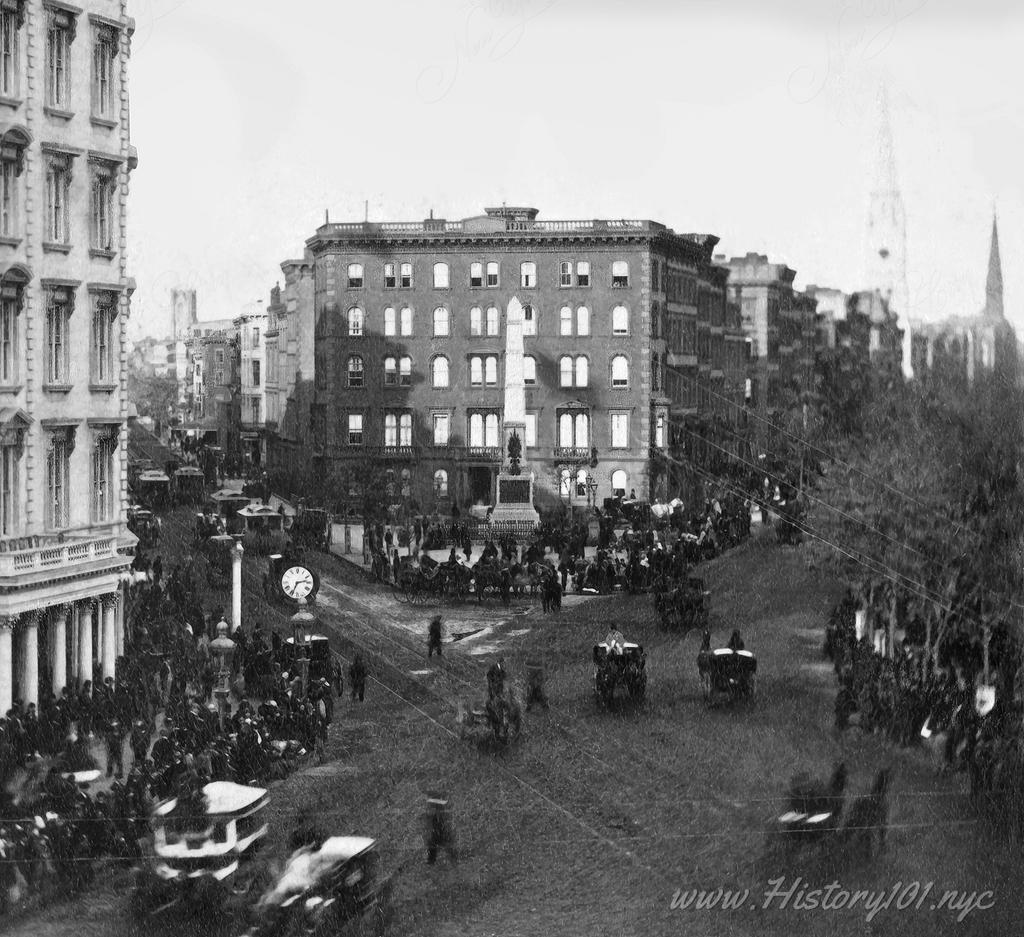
(391, 582, 408, 603)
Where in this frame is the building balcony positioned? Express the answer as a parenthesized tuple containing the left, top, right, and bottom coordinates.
(368, 445, 419, 459)
(463, 446, 502, 461)
(0, 534, 123, 581)
(553, 446, 591, 462)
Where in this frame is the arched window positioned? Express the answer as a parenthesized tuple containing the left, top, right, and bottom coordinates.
(433, 306, 449, 337)
(433, 262, 450, 289)
(559, 468, 571, 497)
(400, 306, 413, 336)
(558, 412, 573, 447)
(484, 356, 497, 385)
(612, 305, 629, 335)
(611, 355, 629, 387)
(469, 413, 483, 446)
(470, 306, 482, 335)
(384, 356, 397, 385)
(574, 413, 589, 448)
(611, 470, 627, 496)
(384, 306, 396, 336)
(576, 469, 588, 497)
(485, 413, 499, 447)
(434, 469, 449, 496)
(522, 304, 536, 336)
(399, 412, 412, 445)
(470, 356, 483, 386)
(559, 355, 573, 388)
(486, 261, 499, 286)
(470, 262, 483, 287)
(400, 263, 413, 287)
(575, 356, 588, 387)
(347, 263, 363, 288)
(577, 306, 590, 335)
(524, 355, 536, 385)
(347, 307, 364, 336)
(399, 356, 412, 385)
(431, 356, 449, 388)
(384, 412, 397, 444)
(347, 355, 363, 387)
(560, 306, 572, 336)
(486, 305, 499, 336)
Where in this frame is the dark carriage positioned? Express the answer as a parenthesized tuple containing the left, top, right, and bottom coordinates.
(593, 639, 647, 707)
(173, 466, 206, 506)
(291, 506, 332, 551)
(135, 470, 172, 511)
(393, 563, 471, 605)
(701, 647, 757, 705)
(128, 506, 160, 549)
(654, 576, 709, 631)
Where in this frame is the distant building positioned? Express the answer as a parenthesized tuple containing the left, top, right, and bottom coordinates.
(182, 319, 237, 449)
(234, 305, 268, 466)
(808, 285, 903, 381)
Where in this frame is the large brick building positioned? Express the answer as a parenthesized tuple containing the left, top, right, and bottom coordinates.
(1, 0, 138, 712)
(303, 206, 745, 515)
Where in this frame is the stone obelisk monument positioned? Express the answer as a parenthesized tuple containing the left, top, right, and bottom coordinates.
(490, 296, 539, 525)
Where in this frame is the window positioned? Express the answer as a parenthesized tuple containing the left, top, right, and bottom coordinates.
(611, 355, 629, 387)
(470, 306, 482, 336)
(557, 412, 589, 448)
(0, 442, 17, 536)
(1, 4, 20, 99)
(468, 412, 500, 447)
(485, 413, 499, 446)
(384, 306, 396, 336)
(654, 414, 665, 448)
(400, 263, 413, 288)
(433, 413, 449, 445)
(523, 355, 536, 386)
(577, 306, 590, 336)
(384, 356, 397, 385)
(432, 306, 449, 336)
(384, 412, 397, 447)
(400, 306, 413, 336)
(469, 413, 483, 447)
(612, 305, 629, 335)
(612, 261, 629, 288)
(347, 307, 364, 336)
(214, 367, 224, 386)
(251, 360, 261, 386)
(384, 411, 412, 447)
(576, 469, 588, 497)
(347, 355, 363, 387)
(433, 262, 449, 289)
(470, 356, 483, 386)
(90, 293, 116, 385)
(559, 469, 571, 497)
(252, 327, 259, 346)
(347, 263, 363, 288)
(485, 355, 497, 385)
(486, 262, 499, 287)
(45, 153, 72, 244)
(560, 306, 572, 336)
(575, 356, 588, 387)
(249, 396, 260, 423)
(91, 24, 117, 119)
(522, 304, 536, 336)
(470, 262, 483, 287)
(399, 413, 412, 446)
(90, 161, 116, 252)
(46, 7, 74, 110)
(431, 356, 449, 388)
(576, 261, 590, 287)
(348, 413, 363, 445)
(0, 280, 22, 386)
(559, 356, 572, 388)
(610, 412, 629, 448)
(46, 288, 72, 385)
(486, 305, 499, 336)
(559, 355, 587, 387)
(46, 431, 71, 529)
(520, 262, 536, 288)
(0, 136, 25, 239)
(559, 262, 572, 287)
(611, 470, 627, 497)
(434, 468, 448, 496)
(383, 263, 396, 288)
(524, 413, 537, 447)
(470, 355, 497, 386)
(399, 355, 411, 385)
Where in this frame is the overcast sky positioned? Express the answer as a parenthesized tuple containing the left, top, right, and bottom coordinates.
(126, 0, 1024, 339)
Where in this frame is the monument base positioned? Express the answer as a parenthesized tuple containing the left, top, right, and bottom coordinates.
(490, 472, 540, 526)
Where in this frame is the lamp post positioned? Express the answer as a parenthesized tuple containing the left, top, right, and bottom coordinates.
(290, 598, 315, 698)
(210, 618, 236, 731)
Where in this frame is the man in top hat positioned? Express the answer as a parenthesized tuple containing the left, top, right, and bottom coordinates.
(428, 616, 444, 658)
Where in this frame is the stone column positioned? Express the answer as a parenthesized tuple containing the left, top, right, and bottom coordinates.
(69, 604, 80, 686)
(101, 594, 117, 682)
(232, 540, 244, 633)
(0, 617, 15, 715)
(51, 606, 68, 697)
(78, 601, 94, 694)
(115, 583, 126, 657)
(22, 612, 39, 708)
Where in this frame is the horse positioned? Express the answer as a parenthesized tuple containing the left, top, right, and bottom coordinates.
(841, 767, 892, 860)
(541, 576, 562, 614)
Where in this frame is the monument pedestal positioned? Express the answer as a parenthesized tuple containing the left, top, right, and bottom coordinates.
(490, 473, 540, 526)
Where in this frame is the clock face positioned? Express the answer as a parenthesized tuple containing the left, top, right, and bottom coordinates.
(281, 565, 315, 599)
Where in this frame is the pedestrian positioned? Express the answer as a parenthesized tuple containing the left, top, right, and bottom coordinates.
(525, 660, 549, 711)
(392, 548, 401, 583)
(104, 716, 125, 779)
(462, 532, 472, 564)
(384, 526, 394, 552)
(428, 616, 444, 658)
(349, 654, 367, 701)
(130, 717, 150, 768)
(486, 658, 506, 699)
(424, 792, 457, 865)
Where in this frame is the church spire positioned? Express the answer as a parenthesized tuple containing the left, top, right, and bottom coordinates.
(984, 212, 1004, 320)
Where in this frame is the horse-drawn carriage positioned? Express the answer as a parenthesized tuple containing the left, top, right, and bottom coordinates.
(290, 506, 332, 552)
(654, 576, 709, 631)
(697, 635, 756, 705)
(173, 466, 206, 507)
(135, 470, 172, 511)
(128, 506, 160, 549)
(392, 562, 471, 605)
(133, 781, 270, 917)
(195, 512, 227, 544)
(593, 634, 647, 706)
(458, 680, 523, 745)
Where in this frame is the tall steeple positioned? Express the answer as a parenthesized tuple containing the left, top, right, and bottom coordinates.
(984, 212, 1004, 320)
(865, 83, 913, 378)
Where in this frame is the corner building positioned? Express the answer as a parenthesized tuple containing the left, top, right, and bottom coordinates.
(0, 1, 137, 713)
(307, 206, 737, 512)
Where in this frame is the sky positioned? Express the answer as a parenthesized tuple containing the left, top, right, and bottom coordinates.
(125, 0, 1024, 340)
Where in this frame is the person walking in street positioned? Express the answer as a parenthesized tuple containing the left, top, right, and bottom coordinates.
(525, 660, 549, 711)
(105, 716, 125, 779)
(349, 654, 367, 701)
(428, 616, 444, 658)
(424, 792, 457, 865)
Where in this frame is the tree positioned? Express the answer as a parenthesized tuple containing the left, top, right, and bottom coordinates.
(128, 368, 178, 421)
